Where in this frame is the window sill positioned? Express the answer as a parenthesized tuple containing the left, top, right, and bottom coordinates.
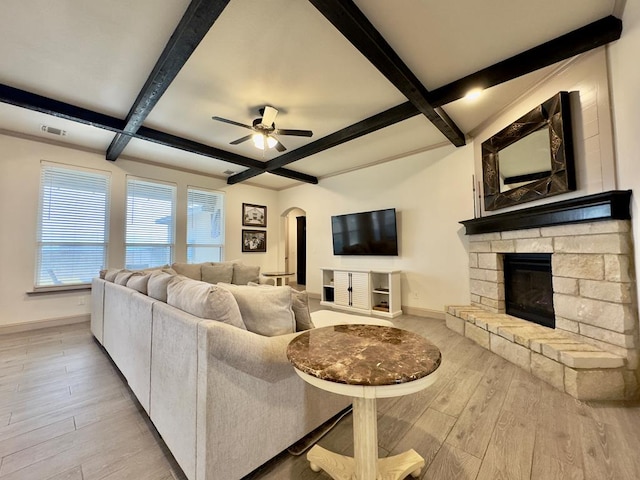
(27, 285, 92, 296)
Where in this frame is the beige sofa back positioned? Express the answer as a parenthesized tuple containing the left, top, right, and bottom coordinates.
(103, 282, 155, 413)
(150, 302, 202, 480)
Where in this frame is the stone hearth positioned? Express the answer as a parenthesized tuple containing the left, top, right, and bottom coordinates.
(451, 192, 639, 400)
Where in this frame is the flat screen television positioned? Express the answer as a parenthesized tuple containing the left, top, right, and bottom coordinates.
(331, 208, 398, 256)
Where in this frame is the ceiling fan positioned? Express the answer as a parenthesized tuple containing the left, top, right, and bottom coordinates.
(212, 106, 312, 152)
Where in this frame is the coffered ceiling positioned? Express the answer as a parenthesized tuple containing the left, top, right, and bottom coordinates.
(0, 0, 623, 190)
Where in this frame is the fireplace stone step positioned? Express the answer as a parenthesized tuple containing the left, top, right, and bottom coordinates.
(445, 305, 628, 400)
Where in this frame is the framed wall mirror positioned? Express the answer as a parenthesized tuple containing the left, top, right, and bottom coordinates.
(481, 91, 576, 211)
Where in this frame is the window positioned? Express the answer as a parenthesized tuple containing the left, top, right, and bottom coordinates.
(187, 187, 224, 263)
(36, 164, 110, 287)
(125, 178, 176, 269)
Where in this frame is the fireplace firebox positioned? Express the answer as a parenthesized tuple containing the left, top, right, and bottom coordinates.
(503, 253, 555, 328)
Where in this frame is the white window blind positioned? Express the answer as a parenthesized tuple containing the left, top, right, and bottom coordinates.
(36, 165, 110, 287)
(187, 187, 224, 263)
(125, 178, 176, 269)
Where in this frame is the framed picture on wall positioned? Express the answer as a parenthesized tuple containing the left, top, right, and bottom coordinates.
(242, 203, 267, 227)
(242, 229, 267, 253)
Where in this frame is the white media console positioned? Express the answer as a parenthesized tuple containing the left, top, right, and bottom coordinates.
(320, 268, 402, 318)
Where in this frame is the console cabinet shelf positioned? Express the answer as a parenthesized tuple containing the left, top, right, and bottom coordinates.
(320, 268, 402, 318)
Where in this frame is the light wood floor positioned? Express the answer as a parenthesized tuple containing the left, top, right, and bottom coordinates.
(2, 310, 640, 480)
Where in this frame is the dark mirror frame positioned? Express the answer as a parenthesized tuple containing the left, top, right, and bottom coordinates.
(481, 91, 576, 211)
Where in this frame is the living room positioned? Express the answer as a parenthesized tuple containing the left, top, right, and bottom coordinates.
(1, 0, 640, 479)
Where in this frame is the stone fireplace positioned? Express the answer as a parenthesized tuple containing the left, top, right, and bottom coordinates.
(447, 191, 639, 400)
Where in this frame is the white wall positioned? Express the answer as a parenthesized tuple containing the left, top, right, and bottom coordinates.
(278, 144, 474, 316)
(473, 48, 616, 215)
(0, 133, 279, 327)
(609, 0, 640, 312)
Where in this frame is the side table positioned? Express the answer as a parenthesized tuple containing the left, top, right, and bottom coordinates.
(261, 271, 295, 286)
(287, 324, 441, 480)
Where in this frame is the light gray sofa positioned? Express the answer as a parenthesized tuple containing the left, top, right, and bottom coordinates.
(90, 272, 358, 480)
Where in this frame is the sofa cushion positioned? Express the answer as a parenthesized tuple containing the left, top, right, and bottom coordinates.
(114, 270, 134, 285)
(202, 263, 234, 284)
(103, 268, 122, 282)
(247, 283, 314, 332)
(219, 283, 295, 336)
(232, 264, 260, 285)
(127, 272, 151, 294)
(167, 278, 246, 329)
(291, 290, 314, 331)
(147, 271, 175, 302)
(171, 262, 202, 280)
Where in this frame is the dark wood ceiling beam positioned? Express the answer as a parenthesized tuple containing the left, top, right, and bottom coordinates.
(0, 83, 126, 132)
(227, 101, 419, 184)
(308, 0, 466, 147)
(0, 83, 317, 182)
(428, 15, 623, 107)
(106, 0, 231, 161)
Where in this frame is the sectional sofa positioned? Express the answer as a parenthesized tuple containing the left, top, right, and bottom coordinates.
(90, 263, 356, 480)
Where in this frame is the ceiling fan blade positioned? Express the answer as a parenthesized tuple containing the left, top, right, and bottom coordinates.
(275, 128, 313, 137)
(274, 142, 286, 152)
(212, 116, 254, 130)
(230, 134, 253, 145)
(260, 106, 278, 127)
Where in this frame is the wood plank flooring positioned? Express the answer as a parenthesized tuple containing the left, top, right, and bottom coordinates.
(1, 308, 639, 480)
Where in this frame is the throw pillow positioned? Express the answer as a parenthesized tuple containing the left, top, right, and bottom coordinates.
(114, 270, 134, 285)
(291, 290, 314, 331)
(219, 283, 295, 336)
(232, 264, 260, 285)
(147, 271, 175, 302)
(103, 268, 121, 282)
(167, 278, 246, 329)
(171, 262, 202, 280)
(126, 272, 151, 294)
(247, 283, 314, 332)
(202, 263, 234, 284)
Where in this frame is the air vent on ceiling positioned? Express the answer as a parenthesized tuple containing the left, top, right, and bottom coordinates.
(41, 125, 67, 136)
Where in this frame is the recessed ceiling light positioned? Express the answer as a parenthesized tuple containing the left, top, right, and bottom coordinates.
(464, 89, 483, 101)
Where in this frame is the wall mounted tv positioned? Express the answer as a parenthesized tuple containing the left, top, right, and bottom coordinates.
(331, 208, 398, 256)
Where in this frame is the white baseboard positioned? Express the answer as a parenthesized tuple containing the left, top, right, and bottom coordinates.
(401, 306, 445, 320)
(0, 314, 90, 335)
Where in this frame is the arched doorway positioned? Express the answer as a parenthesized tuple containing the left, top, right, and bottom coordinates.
(282, 207, 306, 286)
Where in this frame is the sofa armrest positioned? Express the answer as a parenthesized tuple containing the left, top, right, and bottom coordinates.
(198, 321, 298, 382)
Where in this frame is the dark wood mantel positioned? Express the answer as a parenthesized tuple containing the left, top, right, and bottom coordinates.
(460, 190, 632, 235)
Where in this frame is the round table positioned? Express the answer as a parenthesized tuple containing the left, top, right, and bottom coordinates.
(261, 271, 295, 286)
(287, 324, 441, 480)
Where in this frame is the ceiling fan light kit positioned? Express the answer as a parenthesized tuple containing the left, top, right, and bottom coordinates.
(212, 105, 313, 152)
(253, 133, 277, 150)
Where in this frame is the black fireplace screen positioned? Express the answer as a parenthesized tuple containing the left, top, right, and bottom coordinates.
(503, 253, 555, 328)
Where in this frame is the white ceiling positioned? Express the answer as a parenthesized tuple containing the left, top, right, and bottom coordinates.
(0, 0, 621, 190)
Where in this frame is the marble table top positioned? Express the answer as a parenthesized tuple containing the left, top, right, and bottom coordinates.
(287, 324, 441, 387)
